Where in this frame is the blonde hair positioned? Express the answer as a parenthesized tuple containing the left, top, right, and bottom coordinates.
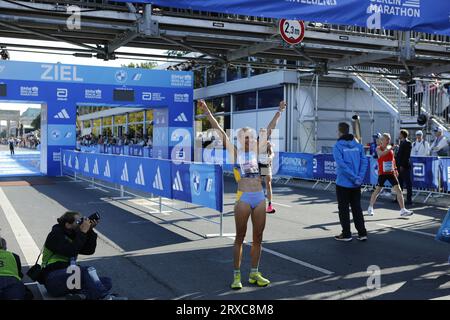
(237, 127, 255, 138)
(382, 133, 391, 141)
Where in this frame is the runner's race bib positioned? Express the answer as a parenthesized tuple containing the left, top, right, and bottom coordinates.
(258, 154, 269, 165)
(383, 161, 393, 173)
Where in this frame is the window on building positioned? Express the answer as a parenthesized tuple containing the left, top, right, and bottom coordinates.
(207, 66, 226, 86)
(234, 91, 257, 111)
(129, 111, 144, 123)
(114, 115, 126, 125)
(210, 96, 230, 113)
(146, 110, 153, 122)
(227, 66, 240, 82)
(103, 126, 112, 137)
(93, 119, 101, 132)
(103, 116, 112, 126)
(258, 87, 284, 109)
(135, 124, 144, 138)
(194, 68, 205, 89)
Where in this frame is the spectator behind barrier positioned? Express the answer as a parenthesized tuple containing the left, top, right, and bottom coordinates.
(431, 127, 448, 157)
(411, 130, 430, 156)
(0, 237, 28, 300)
(39, 211, 126, 300)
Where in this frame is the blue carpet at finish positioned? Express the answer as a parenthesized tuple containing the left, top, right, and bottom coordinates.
(0, 150, 41, 177)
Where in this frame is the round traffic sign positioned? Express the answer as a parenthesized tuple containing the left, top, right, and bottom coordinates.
(279, 19, 305, 45)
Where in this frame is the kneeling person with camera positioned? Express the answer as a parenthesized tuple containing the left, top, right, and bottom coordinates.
(40, 211, 124, 300)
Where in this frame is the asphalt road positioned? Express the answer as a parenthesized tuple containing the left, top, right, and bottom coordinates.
(1, 151, 450, 299)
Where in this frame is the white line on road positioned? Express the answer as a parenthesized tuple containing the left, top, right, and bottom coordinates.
(271, 201, 292, 208)
(260, 246, 334, 275)
(227, 237, 334, 275)
(0, 188, 40, 266)
(376, 223, 435, 237)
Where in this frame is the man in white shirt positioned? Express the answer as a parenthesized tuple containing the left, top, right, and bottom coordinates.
(411, 130, 430, 156)
(430, 127, 448, 156)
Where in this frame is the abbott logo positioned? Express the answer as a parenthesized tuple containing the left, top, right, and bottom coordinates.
(121, 162, 129, 182)
(68, 155, 72, 168)
(56, 88, 68, 100)
(74, 157, 79, 170)
(413, 163, 425, 177)
(142, 92, 152, 101)
(135, 164, 145, 186)
(152, 166, 163, 190)
(173, 171, 183, 191)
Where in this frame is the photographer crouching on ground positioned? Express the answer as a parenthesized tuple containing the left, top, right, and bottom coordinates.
(38, 211, 126, 300)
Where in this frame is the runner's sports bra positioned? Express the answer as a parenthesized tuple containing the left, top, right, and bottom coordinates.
(237, 151, 260, 178)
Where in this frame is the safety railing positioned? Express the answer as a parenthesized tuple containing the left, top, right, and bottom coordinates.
(405, 82, 450, 124)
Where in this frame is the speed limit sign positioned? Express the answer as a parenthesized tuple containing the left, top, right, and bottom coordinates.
(279, 19, 305, 45)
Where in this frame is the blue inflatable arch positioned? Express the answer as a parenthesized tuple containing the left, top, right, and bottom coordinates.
(0, 60, 194, 176)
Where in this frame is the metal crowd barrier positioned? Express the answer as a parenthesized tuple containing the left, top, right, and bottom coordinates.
(60, 149, 228, 238)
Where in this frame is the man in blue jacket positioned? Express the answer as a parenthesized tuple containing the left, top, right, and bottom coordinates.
(333, 122, 369, 242)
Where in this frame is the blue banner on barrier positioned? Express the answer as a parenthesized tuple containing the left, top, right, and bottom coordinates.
(171, 163, 192, 203)
(61, 150, 222, 212)
(114, 0, 450, 37)
(410, 156, 439, 190)
(279, 152, 314, 180)
(190, 163, 223, 212)
(313, 154, 337, 181)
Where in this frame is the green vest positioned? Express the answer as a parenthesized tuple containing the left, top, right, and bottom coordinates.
(0, 249, 20, 280)
(41, 246, 71, 268)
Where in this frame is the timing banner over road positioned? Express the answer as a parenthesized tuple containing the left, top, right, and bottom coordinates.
(118, 0, 450, 36)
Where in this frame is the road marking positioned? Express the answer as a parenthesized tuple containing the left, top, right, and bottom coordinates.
(0, 188, 40, 266)
(227, 237, 334, 275)
(376, 223, 435, 237)
(260, 246, 334, 275)
(271, 201, 292, 208)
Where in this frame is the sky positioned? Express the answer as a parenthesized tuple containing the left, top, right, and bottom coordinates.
(0, 38, 168, 125)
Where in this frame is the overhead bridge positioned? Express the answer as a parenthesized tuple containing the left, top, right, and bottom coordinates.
(0, 0, 449, 77)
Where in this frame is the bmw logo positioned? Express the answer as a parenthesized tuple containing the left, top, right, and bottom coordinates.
(51, 130, 61, 140)
(115, 70, 128, 83)
(192, 171, 201, 195)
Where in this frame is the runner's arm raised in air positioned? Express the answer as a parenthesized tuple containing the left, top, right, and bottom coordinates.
(376, 146, 391, 158)
(266, 101, 286, 139)
(197, 100, 237, 157)
(258, 101, 286, 152)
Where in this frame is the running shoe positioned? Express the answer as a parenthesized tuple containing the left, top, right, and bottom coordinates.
(266, 204, 276, 214)
(334, 234, 353, 242)
(400, 208, 413, 217)
(367, 206, 374, 216)
(248, 272, 270, 287)
(357, 235, 368, 242)
(231, 273, 243, 290)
